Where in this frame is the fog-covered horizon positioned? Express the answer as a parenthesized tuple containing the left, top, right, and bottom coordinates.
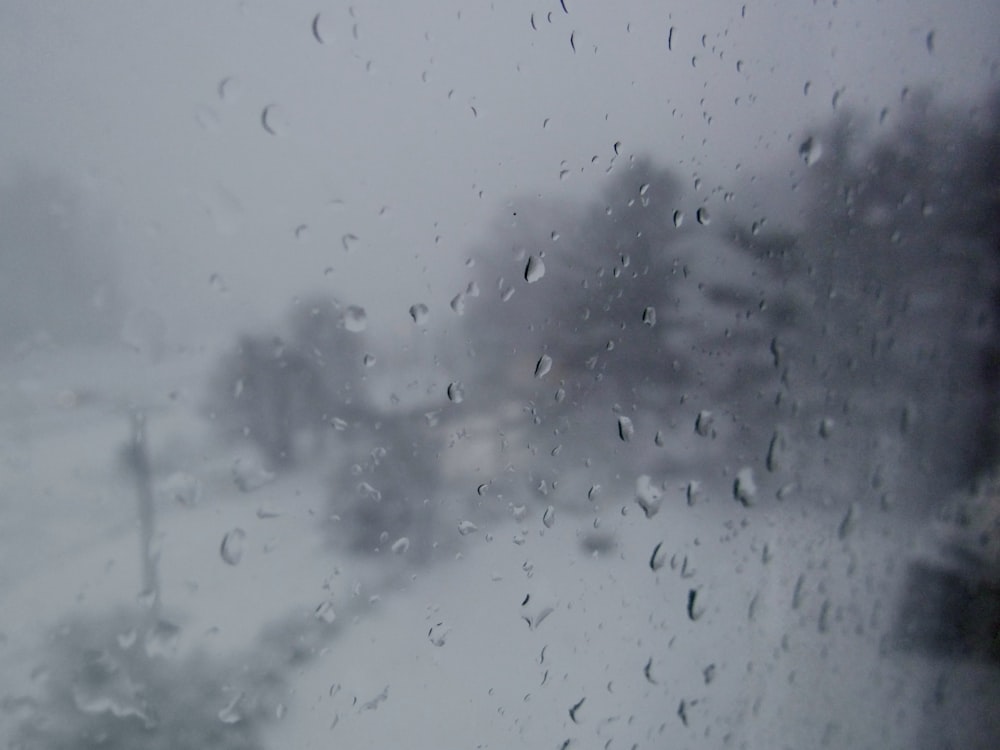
(1, 0, 997, 349)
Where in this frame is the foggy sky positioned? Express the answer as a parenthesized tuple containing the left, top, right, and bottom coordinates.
(0, 0, 996, 349)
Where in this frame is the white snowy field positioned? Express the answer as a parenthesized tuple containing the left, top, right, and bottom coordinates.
(0, 346, 993, 749)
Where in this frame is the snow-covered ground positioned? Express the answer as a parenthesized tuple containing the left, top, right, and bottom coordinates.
(0, 346, 995, 749)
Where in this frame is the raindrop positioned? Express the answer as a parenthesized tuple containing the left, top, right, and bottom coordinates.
(534, 354, 553, 378)
(569, 31, 576, 52)
(391, 537, 411, 554)
(569, 696, 585, 723)
(635, 475, 663, 518)
(696, 207, 711, 225)
(315, 600, 337, 624)
(667, 26, 675, 50)
(686, 480, 703, 506)
(294, 223, 310, 241)
(525, 255, 546, 283)
(695, 410, 714, 436)
(220, 528, 246, 565)
(650, 541, 667, 571)
(642, 306, 656, 326)
(450, 293, 466, 315)
(687, 589, 704, 621)
(312, 12, 332, 44)
(672, 210, 684, 227)
(341, 233, 360, 252)
(542, 505, 556, 528)
(799, 137, 823, 166)
(209, 272, 228, 293)
(260, 104, 288, 136)
(766, 430, 785, 472)
(363, 353, 377, 367)
(428, 622, 450, 647)
(639, 182, 650, 196)
(733, 467, 757, 507)
(654, 430, 665, 446)
(926, 30, 935, 53)
(458, 520, 479, 535)
(218, 75, 242, 102)
(644, 657, 658, 684)
(447, 382, 465, 403)
(218, 692, 246, 724)
(409, 303, 430, 325)
(617, 415, 634, 442)
(819, 417, 835, 438)
(838, 502, 860, 539)
(342, 305, 367, 332)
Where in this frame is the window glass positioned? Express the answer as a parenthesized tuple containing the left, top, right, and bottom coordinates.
(1, 2, 998, 748)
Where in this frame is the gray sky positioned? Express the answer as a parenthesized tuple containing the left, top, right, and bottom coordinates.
(1, 0, 996, 347)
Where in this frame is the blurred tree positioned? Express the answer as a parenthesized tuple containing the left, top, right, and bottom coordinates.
(205, 295, 368, 469)
(0, 168, 123, 356)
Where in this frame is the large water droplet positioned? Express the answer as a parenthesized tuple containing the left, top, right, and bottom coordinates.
(642, 306, 656, 326)
(312, 12, 333, 44)
(733, 467, 757, 507)
(695, 410, 714, 437)
(458, 520, 478, 535)
(409, 303, 430, 325)
(635, 475, 663, 518)
(617, 415, 634, 442)
(342, 305, 367, 332)
(314, 600, 337, 624)
(696, 207, 711, 225)
(673, 210, 684, 228)
(542, 505, 556, 528)
(525, 255, 546, 283)
(447, 382, 465, 403)
(535, 354, 553, 378)
(428, 622, 450, 647)
(220, 528, 246, 565)
(799, 137, 823, 166)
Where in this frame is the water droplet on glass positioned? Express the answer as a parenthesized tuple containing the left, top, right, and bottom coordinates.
(838, 502, 860, 539)
(686, 480, 703, 506)
(618, 415, 634, 442)
(695, 410, 714, 437)
(819, 417, 835, 438)
(428, 622, 450, 646)
(799, 137, 823, 166)
(687, 589, 704, 621)
(733, 467, 757, 507)
(458, 520, 478, 535)
(450, 293, 466, 315)
(314, 600, 337, 624)
(220, 528, 246, 565)
(218, 76, 243, 102)
(542, 505, 556, 528)
(312, 12, 332, 44)
(447, 382, 465, 403)
(650, 541, 667, 571)
(639, 182, 650, 196)
(342, 305, 368, 332)
(341, 233, 360, 252)
(926, 30, 935, 53)
(260, 104, 288, 136)
(525, 255, 546, 283)
(696, 207, 711, 225)
(218, 692, 246, 724)
(409, 303, 430, 325)
(635, 475, 663, 518)
(363, 353, 377, 367)
(534, 354, 553, 378)
(766, 430, 785, 472)
(654, 430, 665, 446)
(667, 26, 675, 50)
(391, 536, 411, 554)
(569, 696, 586, 723)
(294, 223, 310, 241)
(672, 210, 684, 228)
(642, 306, 656, 326)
